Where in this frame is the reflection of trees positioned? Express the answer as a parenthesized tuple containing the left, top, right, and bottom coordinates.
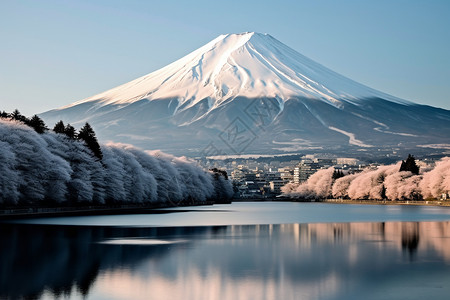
(1, 221, 450, 299)
(332, 223, 351, 242)
(380, 222, 386, 241)
(401, 222, 420, 258)
(0, 224, 220, 299)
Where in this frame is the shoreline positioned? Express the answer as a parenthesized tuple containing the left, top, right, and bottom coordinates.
(1, 198, 449, 221)
(236, 197, 450, 207)
(318, 199, 450, 207)
(0, 201, 219, 221)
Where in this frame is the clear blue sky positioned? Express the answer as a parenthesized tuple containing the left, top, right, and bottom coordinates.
(1, 0, 449, 116)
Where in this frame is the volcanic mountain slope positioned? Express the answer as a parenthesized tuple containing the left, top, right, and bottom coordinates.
(41, 32, 450, 156)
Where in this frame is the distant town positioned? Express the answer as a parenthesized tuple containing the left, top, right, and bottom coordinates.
(198, 154, 438, 199)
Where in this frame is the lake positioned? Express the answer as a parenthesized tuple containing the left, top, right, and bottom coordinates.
(1, 202, 450, 300)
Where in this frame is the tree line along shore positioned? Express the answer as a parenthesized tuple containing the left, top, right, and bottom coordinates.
(281, 152, 450, 202)
(0, 109, 233, 209)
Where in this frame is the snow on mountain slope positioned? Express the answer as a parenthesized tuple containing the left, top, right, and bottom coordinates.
(62, 32, 410, 112)
(41, 32, 450, 157)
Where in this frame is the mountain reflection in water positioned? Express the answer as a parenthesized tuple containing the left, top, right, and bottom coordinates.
(1, 221, 450, 300)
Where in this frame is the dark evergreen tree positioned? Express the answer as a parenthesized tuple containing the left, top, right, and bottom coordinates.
(209, 168, 232, 202)
(0, 110, 9, 118)
(381, 184, 387, 200)
(407, 155, 420, 175)
(399, 154, 419, 175)
(332, 169, 345, 180)
(53, 120, 66, 134)
(10, 109, 28, 123)
(210, 168, 228, 180)
(64, 124, 76, 139)
(28, 115, 48, 134)
(77, 122, 103, 160)
(10, 109, 21, 120)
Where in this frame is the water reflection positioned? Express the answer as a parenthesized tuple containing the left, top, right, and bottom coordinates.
(401, 222, 420, 257)
(1, 222, 450, 299)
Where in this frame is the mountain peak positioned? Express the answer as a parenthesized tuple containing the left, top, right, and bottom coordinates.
(62, 32, 409, 111)
(220, 31, 266, 38)
(41, 33, 450, 157)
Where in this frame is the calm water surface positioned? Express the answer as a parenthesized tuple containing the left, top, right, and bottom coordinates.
(1, 202, 450, 300)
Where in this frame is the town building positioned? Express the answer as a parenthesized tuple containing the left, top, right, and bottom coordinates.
(269, 180, 285, 194)
(294, 160, 320, 183)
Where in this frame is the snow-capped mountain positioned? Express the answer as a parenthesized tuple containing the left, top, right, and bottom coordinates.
(41, 32, 450, 156)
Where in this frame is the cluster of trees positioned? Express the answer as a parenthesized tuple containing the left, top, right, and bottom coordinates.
(399, 154, 420, 175)
(332, 169, 345, 180)
(0, 112, 232, 206)
(1, 110, 102, 161)
(282, 155, 450, 201)
(1, 109, 48, 134)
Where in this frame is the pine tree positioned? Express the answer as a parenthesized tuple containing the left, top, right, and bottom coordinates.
(399, 154, 419, 175)
(209, 168, 232, 201)
(406, 154, 420, 175)
(381, 184, 387, 200)
(332, 169, 345, 180)
(77, 122, 103, 160)
(64, 124, 76, 139)
(210, 168, 228, 180)
(28, 115, 48, 134)
(0, 111, 9, 118)
(53, 120, 77, 139)
(10, 109, 28, 123)
(53, 120, 66, 134)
